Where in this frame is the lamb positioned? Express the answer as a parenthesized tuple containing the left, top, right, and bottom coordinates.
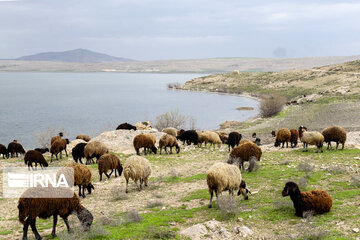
(24, 150, 49, 170)
(34, 148, 49, 154)
(50, 138, 70, 162)
(274, 128, 291, 148)
(228, 142, 262, 172)
(133, 134, 157, 155)
(298, 126, 324, 153)
(176, 130, 199, 146)
(227, 131, 242, 151)
(290, 129, 299, 148)
(84, 141, 109, 164)
(72, 143, 87, 164)
(123, 155, 151, 193)
(206, 162, 249, 208)
(162, 127, 177, 137)
(7, 141, 26, 158)
(321, 126, 347, 150)
(0, 144, 9, 159)
(76, 134, 91, 142)
(98, 153, 123, 181)
(202, 131, 222, 149)
(116, 122, 137, 130)
(66, 162, 94, 198)
(50, 132, 63, 145)
(159, 134, 180, 154)
(282, 181, 332, 217)
(18, 187, 93, 239)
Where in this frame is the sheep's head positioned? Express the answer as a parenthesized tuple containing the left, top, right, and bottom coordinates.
(65, 139, 70, 144)
(43, 161, 49, 167)
(252, 132, 257, 138)
(76, 208, 93, 231)
(86, 183, 94, 194)
(282, 181, 300, 197)
(271, 130, 276, 137)
(44, 148, 49, 153)
(117, 165, 123, 176)
(59, 132, 63, 137)
(254, 138, 261, 146)
(175, 145, 180, 154)
(237, 180, 249, 200)
(274, 140, 280, 147)
(151, 146, 157, 154)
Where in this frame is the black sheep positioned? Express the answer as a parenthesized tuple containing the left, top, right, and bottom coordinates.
(116, 122, 137, 130)
(8, 141, 26, 158)
(176, 130, 198, 146)
(227, 131, 242, 151)
(0, 144, 9, 159)
(34, 147, 49, 154)
(72, 143, 87, 164)
(24, 150, 49, 170)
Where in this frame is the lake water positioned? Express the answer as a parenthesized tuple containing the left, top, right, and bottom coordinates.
(0, 72, 259, 149)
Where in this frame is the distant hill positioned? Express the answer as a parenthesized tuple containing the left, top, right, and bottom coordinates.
(16, 48, 135, 63)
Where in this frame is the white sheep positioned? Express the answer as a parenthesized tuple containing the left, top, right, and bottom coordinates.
(123, 155, 152, 193)
(202, 131, 222, 149)
(206, 162, 249, 208)
(298, 126, 324, 153)
(162, 127, 177, 137)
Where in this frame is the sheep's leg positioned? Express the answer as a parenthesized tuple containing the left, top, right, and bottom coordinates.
(115, 169, 117, 177)
(99, 172, 103, 181)
(22, 218, 30, 240)
(30, 219, 41, 240)
(51, 154, 53, 162)
(164, 146, 168, 154)
(241, 161, 245, 172)
(286, 142, 288, 148)
(170, 146, 173, 154)
(79, 158, 83, 164)
(60, 152, 62, 159)
(327, 142, 330, 150)
(126, 179, 129, 193)
(136, 148, 140, 156)
(51, 214, 58, 238)
(65, 148, 68, 157)
(106, 170, 113, 179)
(336, 142, 339, 150)
(144, 147, 147, 155)
(78, 185, 82, 197)
(135, 180, 141, 191)
(62, 217, 72, 233)
(208, 190, 214, 208)
(144, 177, 148, 187)
(35, 162, 37, 170)
(302, 142, 306, 152)
(342, 143, 345, 150)
(139, 178, 143, 190)
(82, 186, 86, 198)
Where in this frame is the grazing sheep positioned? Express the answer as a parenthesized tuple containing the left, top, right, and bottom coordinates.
(66, 162, 94, 198)
(123, 155, 151, 193)
(72, 143, 87, 164)
(271, 130, 276, 137)
(144, 133, 156, 145)
(18, 187, 93, 239)
(298, 126, 324, 153)
(50, 132, 63, 145)
(177, 129, 185, 136)
(84, 141, 109, 164)
(228, 142, 262, 172)
(176, 130, 199, 146)
(159, 134, 180, 154)
(34, 148, 49, 154)
(162, 127, 177, 137)
(7, 141, 26, 158)
(116, 122, 136, 130)
(197, 131, 206, 147)
(227, 131, 242, 151)
(282, 181, 332, 217)
(253, 137, 261, 146)
(98, 153, 123, 181)
(133, 134, 157, 155)
(76, 134, 91, 142)
(274, 128, 291, 148)
(321, 126, 347, 150)
(0, 144, 9, 159)
(24, 150, 49, 170)
(202, 131, 222, 149)
(206, 162, 249, 208)
(50, 138, 70, 162)
(216, 131, 228, 144)
(290, 129, 299, 148)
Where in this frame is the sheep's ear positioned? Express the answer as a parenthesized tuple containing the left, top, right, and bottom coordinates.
(240, 180, 246, 188)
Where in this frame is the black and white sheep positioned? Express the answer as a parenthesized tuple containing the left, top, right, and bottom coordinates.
(72, 143, 87, 164)
(298, 126, 324, 153)
(83, 141, 109, 164)
(24, 150, 49, 170)
(123, 155, 151, 193)
(206, 162, 249, 208)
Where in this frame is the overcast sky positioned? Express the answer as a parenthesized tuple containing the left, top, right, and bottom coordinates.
(1, 0, 360, 60)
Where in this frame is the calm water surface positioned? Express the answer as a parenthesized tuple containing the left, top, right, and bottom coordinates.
(0, 72, 259, 149)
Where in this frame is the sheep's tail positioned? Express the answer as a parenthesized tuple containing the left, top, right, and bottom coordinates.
(17, 201, 27, 224)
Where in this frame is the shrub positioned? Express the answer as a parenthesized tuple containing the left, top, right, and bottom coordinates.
(145, 226, 176, 239)
(146, 199, 163, 208)
(260, 93, 286, 118)
(153, 108, 197, 130)
(111, 187, 129, 201)
(125, 210, 143, 223)
(217, 195, 240, 219)
(34, 126, 68, 148)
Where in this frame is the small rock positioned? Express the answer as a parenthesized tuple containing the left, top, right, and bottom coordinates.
(234, 225, 254, 237)
(180, 224, 208, 240)
(353, 228, 359, 233)
(204, 220, 221, 232)
(237, 217, 244, 222)
(217, 227, 231, 238)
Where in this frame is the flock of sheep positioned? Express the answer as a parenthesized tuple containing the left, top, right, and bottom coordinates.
(0, 122, 348, 239)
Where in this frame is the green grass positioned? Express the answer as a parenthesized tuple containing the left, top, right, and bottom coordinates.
(0, 230, 12, 235)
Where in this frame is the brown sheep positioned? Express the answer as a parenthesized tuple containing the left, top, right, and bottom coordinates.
(76, 134, 91, 142)
(66, 163, 94, 198)
(290, 129, 299, 148)
(98, 153, 123, 181)
(274, 128, 291, 148)
(50, 138, 70, 162)
(84, 141, 109, 164)
(228, 142, 262, 172)
(24, 150, 49, 170)
(18, 187, 93, 239)
(144, 133, 156, 144)
(133, 134, 157, 155)
(216, 131, 228, 144)
(282, 181, 332, 217)
(159, 134, 180, 154)
(321, 126, 347, 150)
(50, 132, 63, 145)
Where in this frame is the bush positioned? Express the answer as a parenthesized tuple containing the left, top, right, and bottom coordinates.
(217, 195, 240, 219)
(34, 127, 68, 148)
(260, 93, 286, 118)
(153, 108, 197, 130)
(125, 210, 143, 223)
